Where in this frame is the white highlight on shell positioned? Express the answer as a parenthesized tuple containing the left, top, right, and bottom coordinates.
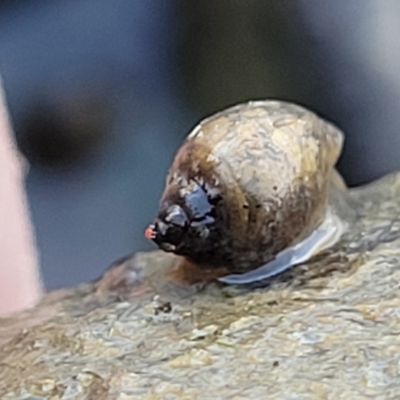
(218, 207, 345, 285)
(188, 124, 202, 139)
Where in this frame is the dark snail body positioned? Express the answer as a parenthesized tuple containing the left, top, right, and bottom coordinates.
(150, 140, 230, 267)
(147, 100, 345, 281)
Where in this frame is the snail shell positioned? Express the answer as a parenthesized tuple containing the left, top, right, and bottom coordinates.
(147, 100, 347, 284)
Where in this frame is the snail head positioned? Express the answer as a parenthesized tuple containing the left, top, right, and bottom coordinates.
(146, 179, 222, 261)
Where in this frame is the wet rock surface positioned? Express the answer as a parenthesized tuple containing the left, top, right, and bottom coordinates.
(2, 173, 400, 399)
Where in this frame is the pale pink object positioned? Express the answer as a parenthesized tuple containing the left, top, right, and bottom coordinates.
(0, 83, 43, 315)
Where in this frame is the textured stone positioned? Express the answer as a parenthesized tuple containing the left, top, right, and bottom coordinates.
(2, 172, 400, 399)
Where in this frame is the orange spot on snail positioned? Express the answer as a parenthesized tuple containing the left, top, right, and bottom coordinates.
(145, 225, 156, 240)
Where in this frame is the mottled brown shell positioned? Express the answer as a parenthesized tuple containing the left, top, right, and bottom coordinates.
(158, 100, 343, 274)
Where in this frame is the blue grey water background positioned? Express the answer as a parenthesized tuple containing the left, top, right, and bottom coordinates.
(1, 0, 400, 289)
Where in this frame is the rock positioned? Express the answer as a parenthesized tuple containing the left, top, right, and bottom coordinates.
(2, 172, 400, 399)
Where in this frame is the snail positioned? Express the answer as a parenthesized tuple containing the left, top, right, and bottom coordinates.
(145, 100, 349, 284)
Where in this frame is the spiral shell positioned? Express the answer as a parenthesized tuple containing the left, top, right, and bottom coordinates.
(146, 100, 347, 283)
